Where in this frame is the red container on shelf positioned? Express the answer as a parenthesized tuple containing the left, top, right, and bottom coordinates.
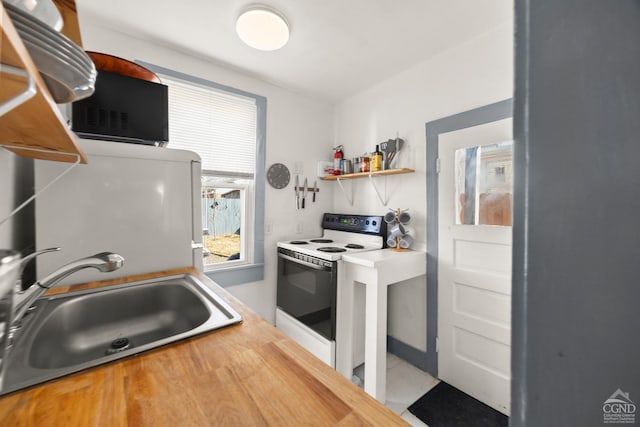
(333, 145, 343, 175)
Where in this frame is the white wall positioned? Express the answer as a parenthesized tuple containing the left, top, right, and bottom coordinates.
(333, 23, 513, 352)
(77, 18, 335, 323)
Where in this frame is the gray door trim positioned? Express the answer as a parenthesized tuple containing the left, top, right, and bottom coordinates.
(424, 98, 513, 376)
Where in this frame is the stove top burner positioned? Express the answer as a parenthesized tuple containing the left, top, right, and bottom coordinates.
(289, 240, 308, 244)
(310, 239, 333, 244)
(317, 247, 346, 253)
(344, 244, 365, 249)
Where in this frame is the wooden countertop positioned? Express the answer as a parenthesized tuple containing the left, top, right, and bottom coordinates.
(0, 268, 408, 426)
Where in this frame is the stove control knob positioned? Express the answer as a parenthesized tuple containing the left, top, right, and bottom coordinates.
(372, 220, 377, 226)
(365, 220, 370, 225)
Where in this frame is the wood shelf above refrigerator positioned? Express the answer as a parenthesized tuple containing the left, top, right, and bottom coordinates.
(0, 2, 87, 163)
(320, 168, 415, 181)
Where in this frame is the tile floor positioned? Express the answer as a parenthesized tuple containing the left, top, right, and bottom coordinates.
(352, 353, 440, 426)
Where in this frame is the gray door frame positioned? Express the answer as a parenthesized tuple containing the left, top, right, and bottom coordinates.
(424, 98, 513, 376)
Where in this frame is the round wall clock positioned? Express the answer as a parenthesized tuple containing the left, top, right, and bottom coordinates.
(266, 163, 291, 189)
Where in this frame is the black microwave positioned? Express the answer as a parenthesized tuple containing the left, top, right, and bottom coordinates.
(71, 70, 168, 145)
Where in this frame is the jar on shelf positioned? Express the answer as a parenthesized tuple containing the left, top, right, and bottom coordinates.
(361, 154, 370, 172)
(341, 159, 353, 174)
(352, 157, 362, 173)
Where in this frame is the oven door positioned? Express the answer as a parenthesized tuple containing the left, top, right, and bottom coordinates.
(276, 249, 337, 340)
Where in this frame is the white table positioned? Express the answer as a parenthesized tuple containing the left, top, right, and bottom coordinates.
(336, 249, 426, 402)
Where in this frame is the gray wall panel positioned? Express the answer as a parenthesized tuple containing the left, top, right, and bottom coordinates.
(513, 0, 640, 425)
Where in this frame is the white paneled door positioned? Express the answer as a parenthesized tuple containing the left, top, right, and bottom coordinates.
(437, 118, 513, 415)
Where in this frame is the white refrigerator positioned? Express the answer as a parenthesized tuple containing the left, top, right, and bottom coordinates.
(34, 139, 203, 285)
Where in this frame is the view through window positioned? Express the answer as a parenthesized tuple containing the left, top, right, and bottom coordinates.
(455, 140, 514, 226)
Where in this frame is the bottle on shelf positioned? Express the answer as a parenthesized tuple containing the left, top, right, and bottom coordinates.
(371, 144, 383, 172)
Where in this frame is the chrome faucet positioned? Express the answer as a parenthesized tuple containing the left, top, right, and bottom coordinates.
(14, 247, 61, 292)
(11, 251, 125, 328)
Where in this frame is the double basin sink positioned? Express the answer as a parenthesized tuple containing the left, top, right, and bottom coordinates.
(1, 274, 242, 394)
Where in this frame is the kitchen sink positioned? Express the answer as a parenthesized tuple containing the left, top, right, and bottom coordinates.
(1, 274, 242, 394)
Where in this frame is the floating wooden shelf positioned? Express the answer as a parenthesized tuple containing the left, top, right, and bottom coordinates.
(0, 2, 87, 163)
(322, 168, 415, 206)
(320, 168, 415, 181)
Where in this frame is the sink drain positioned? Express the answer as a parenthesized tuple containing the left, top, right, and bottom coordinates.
(106, 337, 131, 355)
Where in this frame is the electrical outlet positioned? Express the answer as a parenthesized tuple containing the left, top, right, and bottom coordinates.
(294, 161, 303, 174)
(265, 222, 272, 234)
(296, 222, 303, 234)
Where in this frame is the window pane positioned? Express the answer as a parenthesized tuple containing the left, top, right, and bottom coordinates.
(455, 141, 513, 226)
(202, 184, 243, 265)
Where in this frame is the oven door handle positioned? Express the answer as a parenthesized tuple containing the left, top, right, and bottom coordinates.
(278, 252, 330, 271)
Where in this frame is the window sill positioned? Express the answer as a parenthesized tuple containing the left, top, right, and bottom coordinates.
(204, 262, 264, 287)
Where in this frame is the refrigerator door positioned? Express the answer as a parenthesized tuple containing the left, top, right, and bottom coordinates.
(35, 139, 202, 285)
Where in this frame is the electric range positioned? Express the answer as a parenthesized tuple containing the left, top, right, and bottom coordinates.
(275, 213, 386, 367)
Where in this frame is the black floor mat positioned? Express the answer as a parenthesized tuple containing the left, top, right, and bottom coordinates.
(408, 382, 508, 427)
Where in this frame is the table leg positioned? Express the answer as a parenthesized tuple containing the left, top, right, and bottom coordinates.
(364, 278, 387, 403)
(336, 261, 355, 379)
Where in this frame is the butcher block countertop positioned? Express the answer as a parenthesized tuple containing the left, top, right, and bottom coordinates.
(0, 267, 408, 426)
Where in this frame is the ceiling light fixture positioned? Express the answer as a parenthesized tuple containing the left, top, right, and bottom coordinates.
(236, 5, 290, 51)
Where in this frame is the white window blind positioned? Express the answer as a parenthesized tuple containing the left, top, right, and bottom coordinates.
(160, 75, 257, 176)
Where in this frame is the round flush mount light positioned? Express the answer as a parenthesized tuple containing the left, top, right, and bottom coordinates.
(236, 5, 290, 51)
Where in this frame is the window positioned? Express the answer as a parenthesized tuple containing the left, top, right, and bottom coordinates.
(139, 62, 266, 284)
(455, 141, 513, 226)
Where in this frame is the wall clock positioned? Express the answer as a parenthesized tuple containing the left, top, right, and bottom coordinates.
(266, 163, 291, 189)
